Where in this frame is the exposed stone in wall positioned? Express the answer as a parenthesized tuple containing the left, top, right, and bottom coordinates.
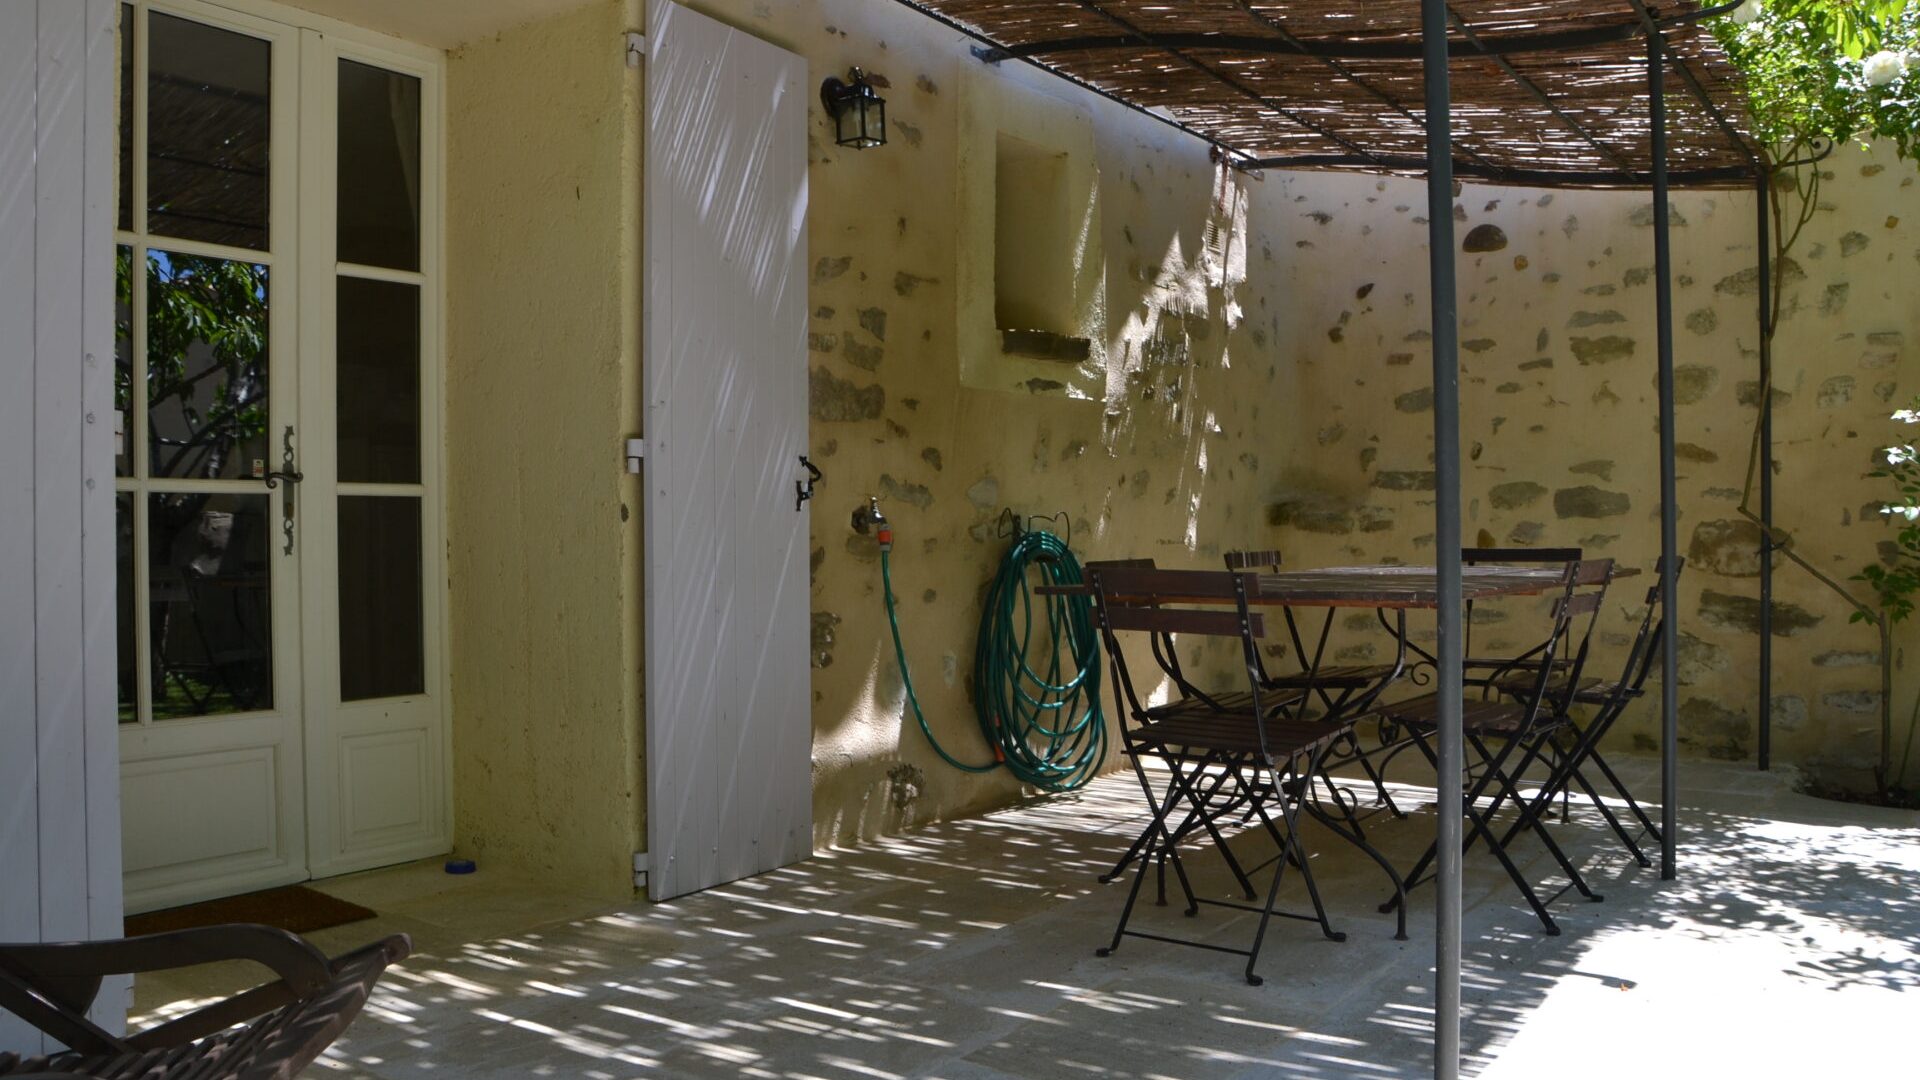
(1570, 335, 1635, 366)
(1680, 697, 1750, 759)
(1488, 481, 1547, 509)
(809, 366, 884, 421)
(811, 611, 841, 668)
(1698, 590, 1823, 636)
(1553, 486, 1630, 518)
(1688, 519, 1772, 577)
(1463, 223, 1508, 252)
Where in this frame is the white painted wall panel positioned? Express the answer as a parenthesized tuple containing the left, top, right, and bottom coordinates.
(0, 2, 46, 1051)
(0, 0, 128, 1054)
(644, 0, 812, 901)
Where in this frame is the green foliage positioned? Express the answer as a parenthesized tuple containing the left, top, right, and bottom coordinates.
(1854, 404, 1920, 625)
(116, 248, 270, 478)
(1713, 0, 1920, 161)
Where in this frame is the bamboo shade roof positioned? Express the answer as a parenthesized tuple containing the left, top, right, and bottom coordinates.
(894, 0, 1761, 189)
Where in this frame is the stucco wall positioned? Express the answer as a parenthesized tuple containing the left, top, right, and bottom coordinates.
(1257, 146, 1918, 790)
(444, 0, 644, 895)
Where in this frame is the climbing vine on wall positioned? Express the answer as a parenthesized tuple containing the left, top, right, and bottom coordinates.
(1713, 0, 1919, 799)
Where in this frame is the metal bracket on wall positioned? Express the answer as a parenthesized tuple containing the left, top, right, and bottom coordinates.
(625, 31, 647, 68)
(625, 437, 647, 474)
(632, 851, 650, 890)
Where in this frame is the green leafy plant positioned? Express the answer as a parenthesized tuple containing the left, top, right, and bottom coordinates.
(1713, 0, 1919, 799)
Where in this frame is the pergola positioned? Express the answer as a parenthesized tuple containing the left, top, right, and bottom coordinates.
(888, 2, 1773, 1076)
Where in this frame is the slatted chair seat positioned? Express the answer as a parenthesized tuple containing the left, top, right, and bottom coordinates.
(0, 929, 408, 1080)
(1262, 662, 1400, 689)
(1132, 712, 1344, 757)
(1376, 693, 1543, 736)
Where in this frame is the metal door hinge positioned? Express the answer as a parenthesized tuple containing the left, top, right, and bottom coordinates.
(632, 851, 650, 889)
(795, 455, 821, 511)
(625, 31, 647, 68)
(625, 437, 648, 474)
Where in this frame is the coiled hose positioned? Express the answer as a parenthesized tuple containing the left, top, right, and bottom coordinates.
(880, 528, 1107, 792)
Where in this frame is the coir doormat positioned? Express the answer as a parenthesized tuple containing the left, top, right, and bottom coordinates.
(126, 885, 376, 937)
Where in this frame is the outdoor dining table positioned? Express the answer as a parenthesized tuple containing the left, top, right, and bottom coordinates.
(1052, 561, 1645, 939)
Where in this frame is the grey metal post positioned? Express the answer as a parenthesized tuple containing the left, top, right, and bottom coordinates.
(1420, 0, 1464, 1075)
(1757, 173, 1774, 770)
(1650, 27, 1680, 881)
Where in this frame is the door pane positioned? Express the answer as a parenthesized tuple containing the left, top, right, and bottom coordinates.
(337, 60, 420, 270)
(115, 245, 135, 477)
(117, 494, 137, 723)
(148, 12, 270, 250)
(148, 492, 274, 719)
(146, 250, 270, 480)
(118, 3, 134, 233)
(338, 496, 424, 701)
(336, 277, 420, 483)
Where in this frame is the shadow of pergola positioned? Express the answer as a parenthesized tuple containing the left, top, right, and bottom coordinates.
(291, 758, 1915, 1079)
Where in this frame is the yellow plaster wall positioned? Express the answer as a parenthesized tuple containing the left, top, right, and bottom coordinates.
(443, 0, 644, 895)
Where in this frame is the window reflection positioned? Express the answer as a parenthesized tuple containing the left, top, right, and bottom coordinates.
(146, 250, 270, 480)
(148, 12, 270, 250)
(147, 492, 274, 719)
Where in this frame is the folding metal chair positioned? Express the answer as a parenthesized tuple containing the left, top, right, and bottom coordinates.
(1374, 562, 1603, 935)
(1494, 558, 1686, 868)
(1088, 566, 1405, 985)
(1224, 548, 1406, 822)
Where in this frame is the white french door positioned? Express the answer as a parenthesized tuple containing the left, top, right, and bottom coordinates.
(114, 0, 446, 913)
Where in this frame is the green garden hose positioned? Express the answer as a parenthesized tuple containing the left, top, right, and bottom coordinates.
(880, 528, 1106, 792)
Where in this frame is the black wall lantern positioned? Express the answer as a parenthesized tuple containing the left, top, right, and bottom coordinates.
(821, 67, 886, 149)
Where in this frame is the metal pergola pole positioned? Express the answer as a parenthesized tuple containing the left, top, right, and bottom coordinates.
(1650, 26, 1680, 881)
(1420, 0, 1463, 1076)
(1757, 172, 1774, 770)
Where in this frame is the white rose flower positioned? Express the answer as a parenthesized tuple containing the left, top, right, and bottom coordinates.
(1730, 0, 1763, 25)
(1863, 50, 1904, 86)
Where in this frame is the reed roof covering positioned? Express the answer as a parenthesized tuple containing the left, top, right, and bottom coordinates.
(894, 0, 1761, 189)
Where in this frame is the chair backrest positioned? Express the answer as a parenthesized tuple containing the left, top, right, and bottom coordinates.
(1500, 561, 1586, 720)
(1223, 550, 1285, 679)
(1607, 556, 1689, 706)
(1087, 565, 1277, 757)
(1460, 545, 1584, 671)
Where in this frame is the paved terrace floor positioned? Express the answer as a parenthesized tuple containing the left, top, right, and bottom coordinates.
(134, 757, 1918, 1078)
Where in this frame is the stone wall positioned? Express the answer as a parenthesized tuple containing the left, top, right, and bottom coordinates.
(1259, 146, 1918, 789)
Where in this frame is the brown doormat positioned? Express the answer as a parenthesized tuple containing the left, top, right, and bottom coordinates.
(126, 885, 376, 938)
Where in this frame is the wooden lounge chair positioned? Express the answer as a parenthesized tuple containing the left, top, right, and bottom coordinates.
(0, 925, 408, 1080)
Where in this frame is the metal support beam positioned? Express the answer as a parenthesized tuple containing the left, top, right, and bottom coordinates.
(1421, 0, 1464, 1075)
(1757, 172, 1774, 770)
(1650, 26, 1681, 882)
(1240, 154, 1756, 190)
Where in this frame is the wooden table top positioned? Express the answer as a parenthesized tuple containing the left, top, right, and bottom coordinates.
(1040, 563, 1639, 609)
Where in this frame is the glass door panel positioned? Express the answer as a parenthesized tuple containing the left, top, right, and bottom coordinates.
(147, 11, 271, 250)
(145, 250, 271, 480)
(116, 1, 304, 914)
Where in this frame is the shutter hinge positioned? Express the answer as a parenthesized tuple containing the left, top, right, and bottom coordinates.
(632, 851, 650, 889)
(625, 31, 646, 68)
(625, 437, 647, 474)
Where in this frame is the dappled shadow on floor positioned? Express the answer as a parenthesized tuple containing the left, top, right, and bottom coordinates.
(130, 758, 1915, 1079)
